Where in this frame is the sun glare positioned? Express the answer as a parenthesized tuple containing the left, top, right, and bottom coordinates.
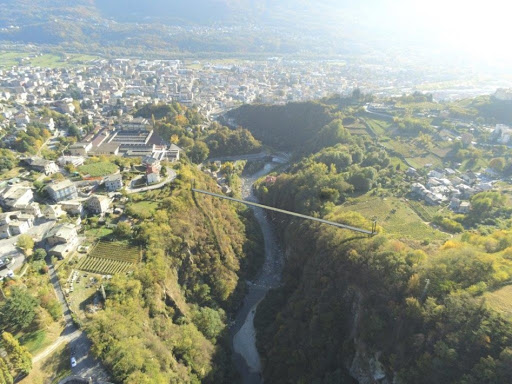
(416, 0, 512, 60)
(388, 0, 512, 63)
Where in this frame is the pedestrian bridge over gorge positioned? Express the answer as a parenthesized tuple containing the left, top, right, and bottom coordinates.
(192, 188, 377, 236)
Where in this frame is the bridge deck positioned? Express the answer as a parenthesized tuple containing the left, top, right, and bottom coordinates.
(192, 188, 375, 236)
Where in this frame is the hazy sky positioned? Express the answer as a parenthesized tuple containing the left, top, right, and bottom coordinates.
(357, 0, 512, 64)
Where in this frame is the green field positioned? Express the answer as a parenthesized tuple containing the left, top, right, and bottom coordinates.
(0, 51, 98, 68)
(339, 195, 449, 241)
(127, 201, 158, 217)
(407, 200, 444, 222)
(365, 118, 391, 136)
(485, 285, 512, 320)
(77, 241, 140, 274)
(406, 154, 443, 169)
(79, 162, 119, 177)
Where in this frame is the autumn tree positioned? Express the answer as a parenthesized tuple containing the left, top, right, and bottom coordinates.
(16, 235, 33, 256)
(2, 332, 32, 376)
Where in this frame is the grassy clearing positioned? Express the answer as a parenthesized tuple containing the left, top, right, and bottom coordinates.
(0, 51, 99, 68)
(18, 321, 63, 355)
(365, 118, 391, 136)
(68, 271, 103, 321)
(85, 226, 113, 243)
(78, 162, 118, 177)
(345, 119, 368, 136)
(340, 195, 449, 241)
(485, 285, 512, 320)
(0, 166, 23, 180)
(20, 342, 71, 384)
(389, 156, 409, 170)
(127, 201, 158, 216)
(406, 154, 443, 169)
(407, 200, 444, 222)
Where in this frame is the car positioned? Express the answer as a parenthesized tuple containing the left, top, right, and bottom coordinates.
(6, 270, 14, 278)
(70, 357, 77, 368)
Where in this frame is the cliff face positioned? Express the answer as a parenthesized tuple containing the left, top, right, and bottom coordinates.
(254, 217, 397, 384)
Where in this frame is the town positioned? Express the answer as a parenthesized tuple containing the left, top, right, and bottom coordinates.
(0, 56, 511, 384)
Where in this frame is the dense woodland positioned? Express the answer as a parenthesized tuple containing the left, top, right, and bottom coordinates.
(86, 164, 264, 383)
(224, 97, 512, 383)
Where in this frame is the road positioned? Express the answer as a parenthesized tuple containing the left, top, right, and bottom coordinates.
(35, 265, 110, 381)
(363, 105, 394, 120)
(207, 152, 291, 164)
(125, 167, 176, 194)
(207, 152, 271, 163)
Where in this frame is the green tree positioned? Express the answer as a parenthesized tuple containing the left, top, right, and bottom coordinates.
(32, 248, 47, 261)
(489, 157, 505, 172)
(189, 142, 210, 164)
(2, 332, 32, 376)
(0, 357, 13, 384)
(1, 288, 39, 331)
(16, 235, 34, 256)
(192, 307, 225, 341)
(114, 222, 132, 239)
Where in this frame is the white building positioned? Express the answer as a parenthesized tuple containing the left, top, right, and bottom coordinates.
(87, 195, 111, 214)
(0, 184, 34, 209)
(46, 180, 78, 202)
(104, 174, 123, 191)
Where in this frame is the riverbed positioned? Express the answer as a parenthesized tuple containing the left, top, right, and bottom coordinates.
(231, 162, 284, 384)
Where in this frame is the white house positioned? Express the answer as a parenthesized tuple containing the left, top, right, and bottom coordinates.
(0, 184, 34, 209)
(87, 195, 111, 214)
(60, 200, 83, 216)
(46, 180, 78, 202)
(104, 174, 123, 192)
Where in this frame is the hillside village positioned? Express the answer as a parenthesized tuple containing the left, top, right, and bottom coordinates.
(0, 117, 179, 281)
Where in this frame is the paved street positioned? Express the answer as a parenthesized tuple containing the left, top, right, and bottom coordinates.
(125, 167, 176, 194)
(42, 265, 110, 382)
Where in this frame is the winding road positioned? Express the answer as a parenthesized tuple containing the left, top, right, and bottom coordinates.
(125, 167, 176, 194)
(33, 265, 110, 382)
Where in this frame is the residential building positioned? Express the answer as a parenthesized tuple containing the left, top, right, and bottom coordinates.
(46, 180, 78, 202)
(0, 184, 34, 208)
(69, 142, 93, 156)
(104, 174, 123, 191)
(44, 205, 65, 220)
(57, 156, 85, 167)
(45, 223, 78, 247)
(60, 200, 83, 216)
(22, 157, 59, 175)
(87, 195, 111, 214)
(493, 124, 512, 144)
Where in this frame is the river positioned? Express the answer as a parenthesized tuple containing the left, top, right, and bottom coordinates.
(231, 162, 285, 384)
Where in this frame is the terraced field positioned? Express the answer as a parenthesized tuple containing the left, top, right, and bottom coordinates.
(77, 241, 140, 274)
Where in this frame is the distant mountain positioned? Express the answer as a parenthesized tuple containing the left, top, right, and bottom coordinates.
(0, 0, 370, 57)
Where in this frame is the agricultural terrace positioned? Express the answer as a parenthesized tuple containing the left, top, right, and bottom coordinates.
(339, 195, 449, 242)
(77, 241, 140, 275)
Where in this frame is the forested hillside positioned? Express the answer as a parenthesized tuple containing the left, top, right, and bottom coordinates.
(227, 96, 512, 383)
(86, 164, 263, 383)
(225, 102, 334, 150)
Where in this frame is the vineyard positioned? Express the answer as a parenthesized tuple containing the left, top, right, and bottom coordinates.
(77, 241, 140, 275)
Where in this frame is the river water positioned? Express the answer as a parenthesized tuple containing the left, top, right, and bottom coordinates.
(231, 162, 284, 384)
